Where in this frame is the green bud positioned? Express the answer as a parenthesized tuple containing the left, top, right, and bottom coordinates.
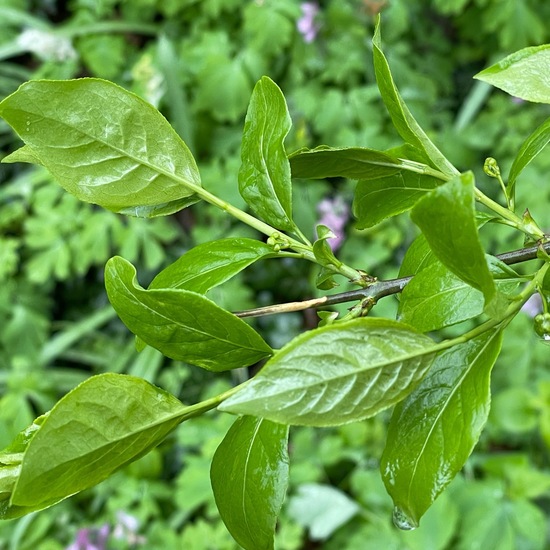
(534, 313, 550, 339)
(483, 157, 501, 178)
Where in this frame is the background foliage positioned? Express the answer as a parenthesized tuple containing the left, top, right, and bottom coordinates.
(0, 0, 549, 548)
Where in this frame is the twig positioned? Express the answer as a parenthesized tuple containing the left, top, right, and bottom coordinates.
(234, 240, 550, 319)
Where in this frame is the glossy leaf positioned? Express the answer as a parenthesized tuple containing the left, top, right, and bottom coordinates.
(211, 416, 289, 550)
(11, 374, 188, 510)
(398, 234, 435, 278)
(289, 146, 402, 180)
(0, 78, 201, 217)
(239, 76, 296, 232)
(381, 329, 503, 528)
(372, 17, 457, 176)
(353, 170, 442, 229)
(410, 172, 496, 308)
(149, 238, 275, 293)
(508, 117, 550, 192)
(399, 212, 499, 278)
(219, 318, 436, 426)
(474, 44, 550, 104)
(105, 256, 272, 370)
(398, 258, 520, 332)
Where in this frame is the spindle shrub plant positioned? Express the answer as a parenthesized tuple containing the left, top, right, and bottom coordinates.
(0, 18, 549, 548)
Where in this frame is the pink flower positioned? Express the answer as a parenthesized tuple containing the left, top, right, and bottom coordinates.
(66, 525, 109, 550)
(317, 196, 350, 251)
(521, 293, 542, 317)
(297, 3, 320, 43)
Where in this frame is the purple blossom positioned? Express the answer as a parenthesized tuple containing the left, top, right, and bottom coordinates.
(297, 2, 320, 43)
(66, 511, 146, 550)
(66, 525, 110, 550)
(317, 196, 350, 251)
(521, 293, 543, 317)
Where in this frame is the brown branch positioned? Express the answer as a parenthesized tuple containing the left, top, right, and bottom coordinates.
(234, 240, 550, 319)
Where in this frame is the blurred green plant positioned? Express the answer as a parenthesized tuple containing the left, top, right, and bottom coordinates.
(1, 1, 550, 549)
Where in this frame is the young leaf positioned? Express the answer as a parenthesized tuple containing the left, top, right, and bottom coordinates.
(239, 76, 296, 232)
(381, 329, 503, 529)
(211, 416, 289, 550)
(312, 225, 339, 267)
(372, 16, 458, 176)
(353, 170, 442, 229)
(10, 374, 187, 511)
(105, 256, 272, 371)
(289, 146, 402, 180)
(398, 257, 520, 332)
(474, 44, 550, 104)
(149, 238, 275, 293)
(508, 116, 550, 193)
(219, 318, 437, 427)
(410, 172, 496, 308)
(0, 79, 201, 217)
(316, 266, 339, 291)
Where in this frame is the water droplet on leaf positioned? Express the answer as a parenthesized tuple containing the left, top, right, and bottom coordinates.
(392, 506, 418, 531)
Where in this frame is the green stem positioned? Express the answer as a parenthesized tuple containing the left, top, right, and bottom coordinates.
(59, 21, 159, 38)
(397, 159, 452, 181)
(176, 381, 250, 423)
(474, 187, 545, 240)
(183, 179, 368, 284)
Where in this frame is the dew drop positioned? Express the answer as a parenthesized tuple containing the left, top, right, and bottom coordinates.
(392, 506, 418, 531)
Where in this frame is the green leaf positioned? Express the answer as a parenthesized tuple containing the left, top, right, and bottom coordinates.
(312, 225, 339, 268)
(353, 170, 443, 229)
(372, 16, 457, 176)
(219, 318, 436, 426)
(474, 44, 550, 104)
(0, 79, 201, 217)
(149, 238, 275, 293)
(0, 415, 47, 519)
(381, 329, 503, 529)
(399, 212, 499, 278)
(289, 145, 445, 228)
(398, 234, 435, 278)
(289, 146, 402, 180)
(105, 256, 272, 371)
(398, 257, 520, 332)
(239, 76, 296, 232)
(10, 374, 188, 511)
(410, 172, 496, 309)
(2, 144, 43, 165)
(508, 117, 550, 193)
(315, 266, 339, 291)
(195, 56, 252, 122)
(456, 492, 545, 550)
(287, 484, 360, 541)
(211, 416, 289, 550)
